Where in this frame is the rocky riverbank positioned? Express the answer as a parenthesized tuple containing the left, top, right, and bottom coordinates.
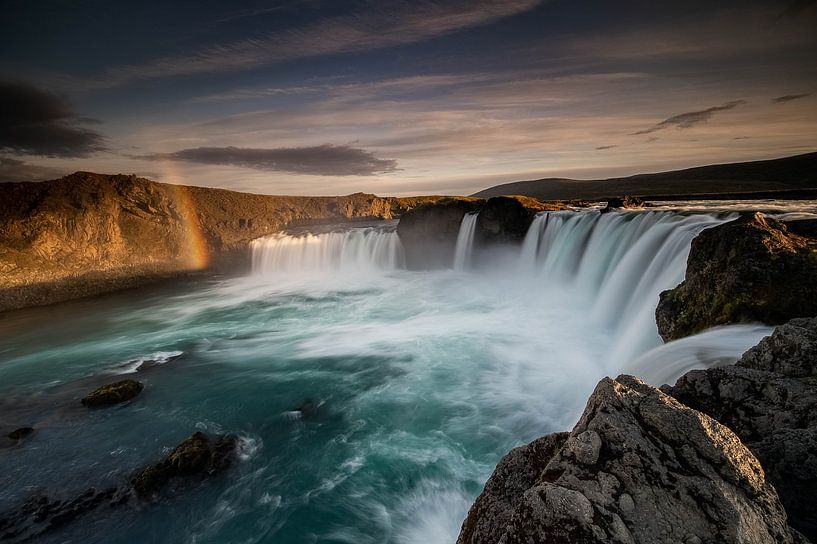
(0, 172, 439, 311)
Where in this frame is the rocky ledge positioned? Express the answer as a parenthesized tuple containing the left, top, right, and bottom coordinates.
(0, 172, 439, 311)
(656, 212, 817, 341)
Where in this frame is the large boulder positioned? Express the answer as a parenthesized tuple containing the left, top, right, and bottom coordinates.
(80, 379, 144, 407)
(458, 375, 798, 544)
(656, 213, 817, 341)
(396, 197, 484, 269)
(475, 196, 561, 245)
(665, 317, 817, 540)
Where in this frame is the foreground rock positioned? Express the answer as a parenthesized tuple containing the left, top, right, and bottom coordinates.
(80, 379, 144, 407)
(0, 432, 238, 542)
(458, 375, 799, 544)
(656, 213, 817, 341)
(665, 317, 817, 540)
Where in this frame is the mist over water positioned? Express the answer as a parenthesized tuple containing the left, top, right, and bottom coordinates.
(0, 208, 783, 544)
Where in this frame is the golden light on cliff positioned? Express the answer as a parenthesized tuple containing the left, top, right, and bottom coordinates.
(158, 160, 210, 269)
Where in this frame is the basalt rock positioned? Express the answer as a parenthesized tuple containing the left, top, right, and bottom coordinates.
(601, 195, 645, 212)
(656, 212, 817, 341)
(458, 375, 799, 544)
(665, 317, 817, 540)
(396, 197, 484, 269)
(6, 427, 33, 440)
(80, 379, 144, 407)
(475, 196, 563, 245)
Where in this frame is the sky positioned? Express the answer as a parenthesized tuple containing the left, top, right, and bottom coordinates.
(1, 0, 816, 196)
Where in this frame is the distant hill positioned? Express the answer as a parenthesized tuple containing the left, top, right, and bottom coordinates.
(473, 152, 817, 201)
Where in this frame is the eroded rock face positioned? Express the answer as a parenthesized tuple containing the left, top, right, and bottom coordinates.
(458, 375, 798, 544)
(475, 196, 562, 245)
(80, 379, 144, 407)
(656, 213, 817, 341)
(396, 197, 484, 269)
(665, 317, 817, 540)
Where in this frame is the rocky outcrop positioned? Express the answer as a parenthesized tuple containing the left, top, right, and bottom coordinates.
(656, 213, 817, 341)
(131, 432, 238, 496)
(0, 172, 439, 311)
(458, 374, 799, 544)
(665, 317, 817, 540)
(601, 195, 645, 212)
(396, 197, 483, 269)
(0, 431, 238, 542)
(80, 379, 144, 407)
(396, 195, 564, 268)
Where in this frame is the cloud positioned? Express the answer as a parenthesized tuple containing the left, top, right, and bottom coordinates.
(135, 145, 398, 176)
(0, 82, 106, 157)
(595, 145, 617, 150)
(79, 0, 542, 88)
(632, 100, 747, 135)
(0, 156, 68, 182)
(772, 93, 811, 103)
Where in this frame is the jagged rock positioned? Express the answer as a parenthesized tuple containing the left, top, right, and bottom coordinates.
(665, 317, 817, 540)
(132, 432, 238, 496)
(656, 213, 817, 341)
(6, 427, 33, 440)
(80, 379, 144, 407)
(458, 375, 798, 544)
(396, 197, 484, 269)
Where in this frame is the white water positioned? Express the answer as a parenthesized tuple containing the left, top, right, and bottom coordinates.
(453, 213, 478, 270)
(251, 227, 404, 274)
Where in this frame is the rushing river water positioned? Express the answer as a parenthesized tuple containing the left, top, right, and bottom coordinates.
(0, 208, 791, 543)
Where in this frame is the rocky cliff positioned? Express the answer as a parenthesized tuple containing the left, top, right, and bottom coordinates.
(0, 172, 438, 311)
(656, 213, 817, 341)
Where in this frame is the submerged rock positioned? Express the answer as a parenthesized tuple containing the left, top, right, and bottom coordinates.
(458, 375, 798, 544)
(665, 317, 817, 540)
(656, 212, 817, 341)
(80, 379, 144, 407)
(6, 427, 34, 440)
(132, 432, 239, 496)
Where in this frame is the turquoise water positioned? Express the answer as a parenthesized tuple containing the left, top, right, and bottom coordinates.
(0, 212, 775, 543)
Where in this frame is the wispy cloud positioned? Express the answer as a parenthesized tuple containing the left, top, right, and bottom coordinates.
(0, 156, 68, 182)
(632, 100, 747, 135)
(134, 145, 398, 176)
(596, 145, 617, 150)
(772, 93, 812, 103)
(85, 0, 542, 88)
(0, 82, 106, 157)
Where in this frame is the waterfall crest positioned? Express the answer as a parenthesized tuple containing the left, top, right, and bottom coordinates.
(251, 228, 404, 273)
(453, 213, 478, 270)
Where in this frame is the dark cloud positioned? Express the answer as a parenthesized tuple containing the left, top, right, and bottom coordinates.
(632, 100, 747, 135)
(135, 145, 398, 176)
(772, 93, 812, 103)
(595, 145, 616, 150)
(0, 82, 106, 157)
(0, 156, 67, 182)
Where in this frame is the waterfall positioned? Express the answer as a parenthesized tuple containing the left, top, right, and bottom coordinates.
(519, 210, 735, 366)
(251, 227, 404, 273)
(453, 213, 479, 270)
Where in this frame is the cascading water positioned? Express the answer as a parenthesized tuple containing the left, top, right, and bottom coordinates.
(453, 213, 478, 270)
(518, 210, 734, 367)
(251, 227, 404, 273)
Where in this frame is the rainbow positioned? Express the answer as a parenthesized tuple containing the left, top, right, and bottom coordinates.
(159, 160, 210, 270)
